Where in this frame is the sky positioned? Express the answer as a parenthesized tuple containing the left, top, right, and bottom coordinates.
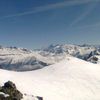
(0, 0, 100, 49)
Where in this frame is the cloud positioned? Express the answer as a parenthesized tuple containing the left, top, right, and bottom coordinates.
(76, 22, 100, 29)
(67, 22, 100, 31)
(69, 2, 98, 27)
(0, 0, 100, 19)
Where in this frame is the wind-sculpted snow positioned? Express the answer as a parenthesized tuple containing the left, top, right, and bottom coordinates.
(0, 57, 100, 100)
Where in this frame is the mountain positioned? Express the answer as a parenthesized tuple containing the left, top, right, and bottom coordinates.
(0, 46, 51, 71)
(0, 57, 100, 100)
(0, 44, 99, 71)
(38, 44, 100, 64)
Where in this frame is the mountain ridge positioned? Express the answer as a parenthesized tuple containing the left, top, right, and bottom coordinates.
(0, 44, 99, 71)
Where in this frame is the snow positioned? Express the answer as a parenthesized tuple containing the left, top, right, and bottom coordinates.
(0, 92, 9, 97)
(0, 56, 100, 100)
(22, 94, 39, 100)
(38, 44, 100, 65)
(0, 47, 53, 71)
(0, 44, 100, 71)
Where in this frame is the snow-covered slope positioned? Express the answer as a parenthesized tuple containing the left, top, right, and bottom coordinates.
(0, 44, 100, 71)
(0, 46, 52, 71)
(0, 56, 100, 100)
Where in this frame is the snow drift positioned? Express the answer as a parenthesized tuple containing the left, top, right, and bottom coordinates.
(0, 56, 100, 100)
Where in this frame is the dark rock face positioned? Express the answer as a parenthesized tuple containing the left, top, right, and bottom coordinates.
(0, 94, 6, 100)
(3, 81, 16, 89)
(36, 96, 43, 100)
(0, 81, 23, 100)
(0, 86, 2, 91)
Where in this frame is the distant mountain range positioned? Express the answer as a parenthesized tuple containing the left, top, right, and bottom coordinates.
(38, 44, 100, 64)
(0, 44, 99, 71)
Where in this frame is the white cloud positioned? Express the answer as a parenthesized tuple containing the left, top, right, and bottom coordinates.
(76, 22, 100, 29)
(0, 0, 100, 19)
(69, 2, 98, 27)
(67, 22, 100, 31)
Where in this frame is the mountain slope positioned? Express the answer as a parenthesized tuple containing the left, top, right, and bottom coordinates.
(38, 44, 100, 64)
(0, 57, 100, 100)
(0, 47, 52, 71)
(0, 44, 100, 71)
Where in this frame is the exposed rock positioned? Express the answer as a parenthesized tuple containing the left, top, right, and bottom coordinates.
(0, 81, 23, 100)
(0, 81, 43, 100)
(3, 81, 16, 89)
(0, 94, 5, 100)
(36, 96, 43, 100)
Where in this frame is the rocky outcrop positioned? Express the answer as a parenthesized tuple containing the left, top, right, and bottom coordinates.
(36, 96, 43, 100)
(0, 81, 43, 100)
(0, 81, 23, 100)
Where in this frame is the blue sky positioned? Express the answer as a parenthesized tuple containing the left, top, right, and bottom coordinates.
(0, 0, 100, 49)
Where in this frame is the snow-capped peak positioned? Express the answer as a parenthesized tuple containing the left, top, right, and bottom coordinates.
(0, 44, 100, 71)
